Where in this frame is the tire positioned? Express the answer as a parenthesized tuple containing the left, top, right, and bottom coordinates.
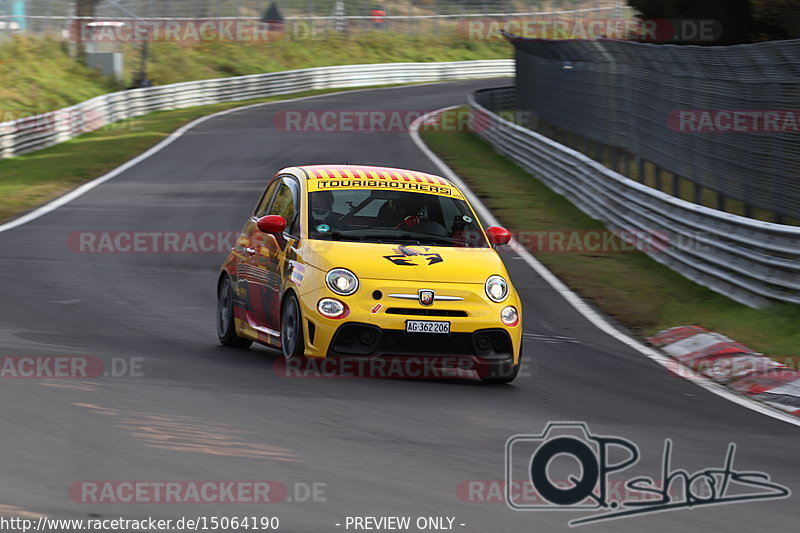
(281, 294, 305, 359)
(217, 275, 252, 348)
(480, 359, 520, 384)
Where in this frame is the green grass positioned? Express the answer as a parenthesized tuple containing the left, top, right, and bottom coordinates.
(0, 87, 363, 223)
(145, 32, 508, 86)
(421, 109, 800, 364)
(0, 38, 121, 116)
(0, 34, 510, 115)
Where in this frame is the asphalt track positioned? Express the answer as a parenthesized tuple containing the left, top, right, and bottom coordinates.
(0, 79, 797, 532)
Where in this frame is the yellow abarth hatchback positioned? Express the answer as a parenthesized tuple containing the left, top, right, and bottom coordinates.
(217, 165, 522, 383)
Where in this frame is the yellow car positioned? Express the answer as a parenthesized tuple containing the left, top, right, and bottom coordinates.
(217, 165, 522, 383)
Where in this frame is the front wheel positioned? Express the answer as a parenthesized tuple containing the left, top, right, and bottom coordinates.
(281, 294, 305, 359)
(217, 275, 252, 348)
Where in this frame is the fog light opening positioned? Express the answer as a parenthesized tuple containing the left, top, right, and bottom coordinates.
(476, 335, 492, 351)
(359, 330, 377, 345)
(339, 331, 356, 345)
(317, 298, 349, 319)
(501, 306, 519, 327)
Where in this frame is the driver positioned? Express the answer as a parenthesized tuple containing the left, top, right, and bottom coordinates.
(311, 191, 337, 226)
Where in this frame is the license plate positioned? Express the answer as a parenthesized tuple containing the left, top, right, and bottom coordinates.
(405, 320, 450, 334)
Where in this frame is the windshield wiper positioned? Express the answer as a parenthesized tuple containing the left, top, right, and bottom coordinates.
(321, 230, 471, 247)
(368, 233, 468, 246)
(322, 231, 360, 241)
(358, 233, 423, 245)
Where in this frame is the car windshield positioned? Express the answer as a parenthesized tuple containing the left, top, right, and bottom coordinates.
(308, 189, 489, 247)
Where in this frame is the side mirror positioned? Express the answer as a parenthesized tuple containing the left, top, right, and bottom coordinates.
(486, 226, 512, 246)
(256, 215, 286, 234)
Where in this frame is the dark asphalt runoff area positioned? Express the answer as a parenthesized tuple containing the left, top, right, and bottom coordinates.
(0, 79, 797, 532)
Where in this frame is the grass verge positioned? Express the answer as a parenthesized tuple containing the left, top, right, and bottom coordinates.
(420, 108, 800, 363)
(0, 86, 369, 223)
(0, 34, 510, 115)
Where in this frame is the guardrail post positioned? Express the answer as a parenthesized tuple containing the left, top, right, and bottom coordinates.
(0, 129, 14, 159)
(637, 157, 645, 183)
(672, 173, 681, 197)
(693, 182, 702, 205)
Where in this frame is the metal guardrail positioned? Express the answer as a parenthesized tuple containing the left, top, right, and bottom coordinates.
(0, 59, 514, 159)
(470, 87, 800, 308)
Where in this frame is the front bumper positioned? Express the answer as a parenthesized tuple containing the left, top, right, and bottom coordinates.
(329, 323, 517, 379)
(297, 279, 522, 369)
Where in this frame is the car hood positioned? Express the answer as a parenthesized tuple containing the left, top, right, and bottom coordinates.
(304, 241, 506, 283)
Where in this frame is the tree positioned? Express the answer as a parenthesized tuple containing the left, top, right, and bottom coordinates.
(627, 0, 753, 44)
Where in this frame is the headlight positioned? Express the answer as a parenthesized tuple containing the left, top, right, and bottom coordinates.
(485, 275, 509, 302)
(501, 306, 519, 326)
(326, 268, 359, 296)
(317, 298, 349, 319)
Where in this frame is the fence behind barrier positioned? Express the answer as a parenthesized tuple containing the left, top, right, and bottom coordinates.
(470, 87, 800, 308)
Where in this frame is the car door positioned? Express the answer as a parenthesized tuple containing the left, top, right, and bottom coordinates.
(241, 176, 300, 337)
(237, 178, 281, 340)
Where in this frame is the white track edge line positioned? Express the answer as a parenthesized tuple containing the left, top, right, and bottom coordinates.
(409, 106, 800, 428)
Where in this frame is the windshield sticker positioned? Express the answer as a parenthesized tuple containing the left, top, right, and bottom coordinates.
(308, 178, 463, 199)
(316, 224, 331, 233)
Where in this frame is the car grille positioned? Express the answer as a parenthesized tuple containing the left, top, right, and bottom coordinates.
(378, 330, 474, 355)
(329, 323, 512, 359)
(385, 308, 468, 317)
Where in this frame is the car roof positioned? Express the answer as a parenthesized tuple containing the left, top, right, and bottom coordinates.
(291, 165, 454, 188)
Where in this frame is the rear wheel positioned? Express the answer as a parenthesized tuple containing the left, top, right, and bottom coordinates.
(281, 294, 305, 359)
(217, 276, 252, 348)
